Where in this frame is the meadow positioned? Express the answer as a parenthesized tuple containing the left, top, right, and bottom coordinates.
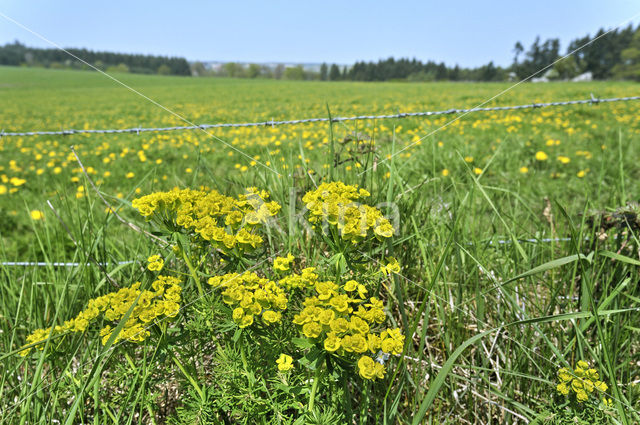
(1, 65, 640, 424)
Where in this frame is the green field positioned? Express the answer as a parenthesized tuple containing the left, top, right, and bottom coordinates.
(1, 66, 640, 423)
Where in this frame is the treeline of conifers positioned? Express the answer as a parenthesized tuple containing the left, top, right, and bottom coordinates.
(0, 41, 191, 76)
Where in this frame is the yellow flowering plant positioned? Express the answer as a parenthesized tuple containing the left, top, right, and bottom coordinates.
(535, 360, 619, 424)
(302, 182, 395, 274)
(21, 275, 183, 355)
(132, 187, 281, 259)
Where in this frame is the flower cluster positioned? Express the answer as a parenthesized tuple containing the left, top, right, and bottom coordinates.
(277, 266, 319, 290)
(22, 276, 182, 355)
(379, 257, 401, 276)
(292, 278, 404, 380)
(208, 272, 288, 328)
(556, 361, 608, 403)
(276, 353, 294, 371)
(147, 254, 164, 271)
(302, 182, 394, 243)
(132, 187, 281, 256)
(273, 253, 295, 271)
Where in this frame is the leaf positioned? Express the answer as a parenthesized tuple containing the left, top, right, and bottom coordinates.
(600, 250, 640, 266)
(291, 337, 314, 349)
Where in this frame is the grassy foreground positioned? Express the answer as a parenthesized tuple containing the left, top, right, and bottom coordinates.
(1, 66, 640, 423)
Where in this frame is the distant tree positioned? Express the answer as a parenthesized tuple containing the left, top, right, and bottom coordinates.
(283, 65, 305, 80)
(273, 64, 285, 79)
(246, 63, 261, 78)
(320, 62, 328, 81)
(223, 62, 243, 78)
(612, 27, 640, 80)
(106, 63, 129, 73)
(552, 55, 579, 80)
(191, 61, 207, 76)
(449, 64, 461, 81)
(329, 63, 340, 80)
(157, 64, 171, 75)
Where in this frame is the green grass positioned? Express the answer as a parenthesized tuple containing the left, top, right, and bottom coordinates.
(1, 66, 640, 423)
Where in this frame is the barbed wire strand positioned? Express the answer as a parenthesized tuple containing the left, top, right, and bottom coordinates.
(1, 95, 638, 138)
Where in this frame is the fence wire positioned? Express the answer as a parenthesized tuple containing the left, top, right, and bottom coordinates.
(2, 95, 639, 138)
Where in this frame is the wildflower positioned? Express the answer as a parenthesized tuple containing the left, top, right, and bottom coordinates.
(441, 169, 449, 177)
(276, 353, 294, 371)
(147, 255, 164, 271)
(473, 167, 482, 175)
(132, 187, 280, 256)
(535, 151, 548, 161)
(302, 182, 393, 243)
(519, 166, 529, 174)
(273, 253, 295, 271)
(22, 276, 183, 355)
(357, 355, 385, 380)
(380, 257, 400, 276)
(30, 210, 44, 220)
(557, 155, 570, 164)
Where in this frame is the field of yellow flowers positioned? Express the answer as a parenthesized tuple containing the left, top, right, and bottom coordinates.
(1, 65, 640, 424)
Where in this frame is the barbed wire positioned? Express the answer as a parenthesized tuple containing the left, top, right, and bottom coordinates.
(2, 94, 639, 138)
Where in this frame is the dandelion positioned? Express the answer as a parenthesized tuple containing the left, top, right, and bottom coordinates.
(473, 167, 482, 175)
(30, 210, 44, 220)
(441, 169, 449, 177)
(519, 166, 529, 174)
(557, 155, 570, 164)
(535, 151, 548, 161)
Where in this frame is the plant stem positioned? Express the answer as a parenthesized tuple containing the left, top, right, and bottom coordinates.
(171, 353, 205, 401)
(182, 250, 204, 297)
(308, 366, 323, 412)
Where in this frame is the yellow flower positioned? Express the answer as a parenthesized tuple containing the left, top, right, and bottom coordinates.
(557, 368, 572, 383)
(380, 257, 400, 276)
(273, 253, 295, 271)
(147, 255, 164, 271)
(519, 166, 529, 174)
(357, 355, 385, 380)
(473, 167, 482, 175)
(324, 333, 341, 352)
(556, 383, 570, 395)
(276, 353, 293, 371)
(0, 184, 7, 195)
(577, 170, 586, 178)
(125, 172, 135, 179)
(441, 169, 449, 177)
(557, 155, 570, 164)
(535, 151, 548, 161)
(262, 310, 281, 324)
(30, 210, 44, 220)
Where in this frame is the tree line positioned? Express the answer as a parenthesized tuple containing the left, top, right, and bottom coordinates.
(2, 23, 639, 81)
(194, 23, 640, 82)
(0, 41, 191, 76)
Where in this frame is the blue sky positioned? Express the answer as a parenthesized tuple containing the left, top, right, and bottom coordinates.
(1, 1, 639, 67)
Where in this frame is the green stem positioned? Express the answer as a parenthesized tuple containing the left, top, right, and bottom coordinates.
(308, 366, 323, 412)
(182, 250, 203, 297)
(172, 353, 205, 401)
